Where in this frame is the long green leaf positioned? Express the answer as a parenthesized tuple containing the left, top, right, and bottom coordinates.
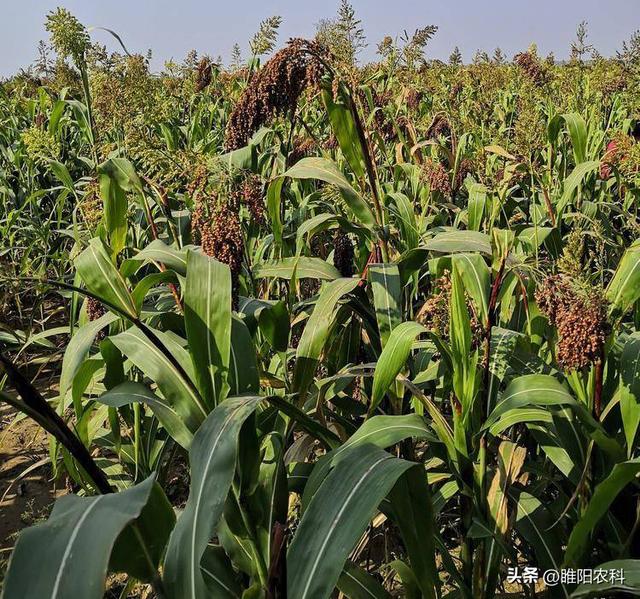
(293, 278, 360, 402)
(288, 444, 415, 599)
(110, 326, 207, 432)
(98, 382, 194, 449)
(3, 475, 158, 599)
(606, 240, 640, 319)
(368, 263, 403, 348)
(75, 239, 137, 317)
(486, 374, 575, 430)
(572, 559, 640, 597)
(163, 396, 263, 599)
(565, 458, 640, 567)
(255, 257, 341, 281)
(184, 251, 232, 408)
(302, 414, 436, 509)
(283, 157, 376, 228)
(370, 322, 425, 415)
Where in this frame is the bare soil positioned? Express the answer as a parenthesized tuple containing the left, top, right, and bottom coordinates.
(0, 403, 63, 586)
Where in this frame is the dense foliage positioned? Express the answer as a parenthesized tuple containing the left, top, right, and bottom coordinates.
(2, 6, 640, 598)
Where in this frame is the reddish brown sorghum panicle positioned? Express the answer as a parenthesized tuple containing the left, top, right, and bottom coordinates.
(323, 134, 339, 150)
(421, 158, 452, 197)
(224, 38, 326, 150)
(192, 197, 244, 304)
(427, 114, 451, 140)
(406, 88, 424, 111)
(333, 230, 354, 277)
(289, 136, 317, 164)
(359, 88, 395, 141)
(514, 51, 549, 86)
(416, 272, 452, 336)
(600, 133, 633, 179)
(449, 81, 464, 102)
(240, 174, 265, 225)
(454, 157, 475, 191)
(195, 57, 213, 92)
(535, 274, 608, 370)
(87, 296, 107, 340)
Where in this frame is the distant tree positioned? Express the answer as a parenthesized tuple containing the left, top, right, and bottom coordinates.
(316, 1, 366, 66)
(493, 47, 506, 64)
(448, 46, 463, 66)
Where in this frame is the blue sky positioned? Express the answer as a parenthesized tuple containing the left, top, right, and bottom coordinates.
(2, 0, 639, 75)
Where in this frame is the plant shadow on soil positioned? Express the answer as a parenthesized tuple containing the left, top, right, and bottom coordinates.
(0, 403, 62, 590)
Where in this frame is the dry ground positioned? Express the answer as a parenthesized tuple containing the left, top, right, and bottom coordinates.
(0, 403, 62, 588)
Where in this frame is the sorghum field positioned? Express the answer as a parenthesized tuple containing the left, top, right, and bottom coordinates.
(2, 5, 640, 598)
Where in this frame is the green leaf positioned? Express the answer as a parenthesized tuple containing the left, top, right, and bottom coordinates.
(368, 263, 403, 347)
(288, 444, 415, 599)
(98, 157, 143, 193)
(199, 545, 243, 598)
(76, 239, 137, 318)
(425, 230, 492, 255)
(266, 177, 284, 247)
(110, 326, 207, 432)
(467, 182, 487, 231)
(572, 560, 640, 597)
(110, 480, 176, 582)
(131, 271, 178, 313)
(565, 458, 640, 567)
(486, 374, 575, 430)
(370, 322, 425, 415)
(389, 560, 421, 599)
(257, 300, 290, 352)
(3, 475, 158, 599)
(303, 414, 436, 509)
(59, 312, 118, 402)
(321, 85, 366, 179)
(50, 160, 75, 191)
(255, 257, 341, 281)
(219, 144, 257, 171)
(452, 253, 490, 324)
(620, 333, 640, 453)
(556, 161, 600, 214)
(337, 562, 391, 599)
(98, 382, 194, 449)
(283, 157, 376, 228)
(387, 466, 439, 599)
(98, 158, 141, 256)
(184, 251, 232, 408)
(293, 278, 360, 402)
(135, 240, 190, 276)
(606, 240, 640, 319)
(560, 113, 588, 164)
(388, 192, 419, 251)
(517, 227, 553, 254)
(267, 395, 341, 450)
(510, 489, 568, 599)
(229, 317, 260, 395)
(163, 396, 263, 599)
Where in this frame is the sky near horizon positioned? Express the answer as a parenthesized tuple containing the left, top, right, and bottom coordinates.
(2, 0, 639, 76)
